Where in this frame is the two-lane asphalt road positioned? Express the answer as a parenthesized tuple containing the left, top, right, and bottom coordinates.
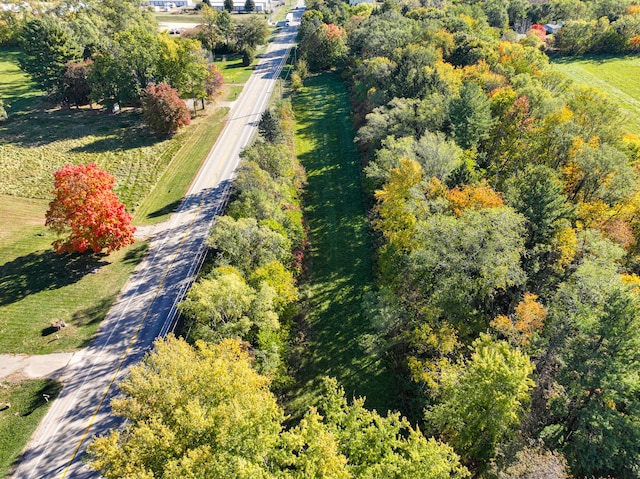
(10, 12, 302, 479)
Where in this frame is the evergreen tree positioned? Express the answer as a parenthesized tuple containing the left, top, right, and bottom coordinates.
(19, 16, 82, 96)
(258, 109, 283, 144)
(245, 0, 255, 12)
(224, 0, 234, 12)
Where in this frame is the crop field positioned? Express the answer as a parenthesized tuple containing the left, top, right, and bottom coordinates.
(551, 54, 640, 135)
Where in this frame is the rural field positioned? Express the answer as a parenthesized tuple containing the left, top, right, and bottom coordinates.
(551, 54, 640, 135)
(289, 73, 397, 417)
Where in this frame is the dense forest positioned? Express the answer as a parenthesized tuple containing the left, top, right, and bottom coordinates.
(293, 0, 640, 477)
(81, 0, 640, 477)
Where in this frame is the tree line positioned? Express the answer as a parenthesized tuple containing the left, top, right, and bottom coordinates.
(293, 0, 640, 477)
(1, 0, 268, 117)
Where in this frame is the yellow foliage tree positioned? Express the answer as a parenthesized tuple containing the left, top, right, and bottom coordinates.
(491, 293, 547, 346)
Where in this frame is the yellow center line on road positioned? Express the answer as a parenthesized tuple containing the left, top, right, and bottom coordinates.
(60, 198, 207, 478)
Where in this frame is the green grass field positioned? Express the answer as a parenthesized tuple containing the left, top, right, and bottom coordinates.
(0, 49, 42, 113)
(0, 194, 148, 353)
(288, 73, 396, 416)
(551, 54, 640, 135)
(214, 55, 255, 85)
(0, 377, 62, 477)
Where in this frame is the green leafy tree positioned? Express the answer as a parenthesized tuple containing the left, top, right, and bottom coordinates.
(18, 16, 82, 96)
(428, 335, 534, 470)
(87, 336, 283, 479)
(157, 36, 209, 108)
(179, 266, 279, 342)
(407, 206, 526, 334)
(224, 0, 234, 12)
(208, 216, 291, 275)
(448, 82, 493, 150)
(89, 26, 162, 108)
(282, 377, 470, 479)
(234, 16, 270, 50)
(365, 132, 463, 190)
(536, 246, 640, 478)
(258, 109, 284, 144)
(245, 0, 255, 12)
(88, 337, 469, 479)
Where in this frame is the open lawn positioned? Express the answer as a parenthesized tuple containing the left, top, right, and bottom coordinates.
(214, 55, 256, 85)
(551, 54, 640, 135)
(0, 377, 62, 477)
(0, 52, 231, 355)
(0, 194, 148, 354)
(288, 73, 396, 417)
(0, 49, 42, 114)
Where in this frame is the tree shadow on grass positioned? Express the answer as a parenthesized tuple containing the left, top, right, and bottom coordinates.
(145, 200, 183, 220)
(0, 251, 109, 306)
(21, 379, 63, 417)
(69, 125, 166, 154)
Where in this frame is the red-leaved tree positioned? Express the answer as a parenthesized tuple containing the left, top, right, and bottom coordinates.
(45, 163, 136, 254)
(205, 64, 224, 100)
(142, 82, 191, 134)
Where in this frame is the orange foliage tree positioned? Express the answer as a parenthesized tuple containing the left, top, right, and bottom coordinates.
(45, 163, 136, 254)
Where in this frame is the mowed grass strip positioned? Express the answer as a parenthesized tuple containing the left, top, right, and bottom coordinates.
(134, 107, 229, 225)
(289, 73, 395, 415)
(551, 54, 640, 135)
(0, 377, 62, 477)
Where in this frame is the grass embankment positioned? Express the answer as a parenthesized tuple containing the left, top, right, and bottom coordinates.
(289, 73, 396, 415)
(0, 378, 62, 477)
(551, 54, 640, 135)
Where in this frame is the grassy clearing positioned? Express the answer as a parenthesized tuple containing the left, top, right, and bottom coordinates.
(0, 49, 42, 113)
(551, 54, 640, 135)
(288, 73, 396, 416)
(0, 377, 62, 477)
(0, 51, 230, 354)
(214, 55, 255, 84)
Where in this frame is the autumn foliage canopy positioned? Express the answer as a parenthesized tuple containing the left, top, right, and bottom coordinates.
(141, 82, 191, 135)
(45, 163, 136, 254)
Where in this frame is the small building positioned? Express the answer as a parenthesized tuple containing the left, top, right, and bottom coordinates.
(543, 22, 564, 34)
(349, 0, 374, 6)
(207, 0, 274, 12)
(148, 0, 194, 8)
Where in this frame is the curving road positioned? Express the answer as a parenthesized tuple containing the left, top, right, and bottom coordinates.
(10, 11, 302, 479)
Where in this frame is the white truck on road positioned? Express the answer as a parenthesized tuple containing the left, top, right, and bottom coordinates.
(285, 12, 294, 26)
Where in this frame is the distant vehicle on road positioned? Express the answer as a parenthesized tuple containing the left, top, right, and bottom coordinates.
(285, 12, 293, 25)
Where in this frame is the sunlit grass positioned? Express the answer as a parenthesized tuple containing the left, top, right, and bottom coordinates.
(551, 54, 640, 135)
(0, 377, 62, 477)
(288, 73, 396, 417)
